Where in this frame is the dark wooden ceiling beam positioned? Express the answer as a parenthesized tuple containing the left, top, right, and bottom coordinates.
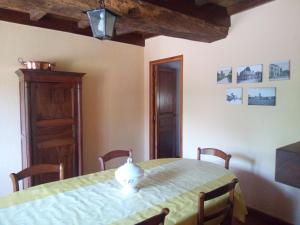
(227, 0, 274, 15)
(200, 3, 230, 27)
(29, 10, 47, 21)
(196, 0, 234, 7)
(0, 0, 229, 43)
(0, 0, 139, 35)
(142, 0, 230, 27)
(77, 19, 90, 29)
(0, 8, 145, 46)
(195, 0, 210, 7)
(0, 0, 273, 45)
(112, 32, 146, 46)
(0, 8, 90, 36)
(104, 0, 228, 42)
(115, 23, 138, 36)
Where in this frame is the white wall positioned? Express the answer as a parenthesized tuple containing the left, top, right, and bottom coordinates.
(0, 21, 144, 196)
(144, 0, 300, 224)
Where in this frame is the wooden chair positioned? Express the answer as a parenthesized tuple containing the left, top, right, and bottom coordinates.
(10, 163, 64, 192)
(98, 149, 133, 171)
(135, 208, 169, 225)
(197, 147, 232, 169)
(198, 178, 238, 225)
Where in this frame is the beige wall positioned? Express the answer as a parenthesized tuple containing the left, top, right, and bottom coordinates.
(0, 21, 144, 196)
(144, 0, 300, 224)
(1, 0, 300, 223)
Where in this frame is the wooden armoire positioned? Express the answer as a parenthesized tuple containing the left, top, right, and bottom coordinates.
(16, 69, 85, 188)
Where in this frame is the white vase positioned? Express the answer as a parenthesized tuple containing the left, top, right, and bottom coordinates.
(115, 157, 144, 195)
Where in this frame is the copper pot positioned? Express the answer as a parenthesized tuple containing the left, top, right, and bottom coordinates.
(18, 57, 55, 70)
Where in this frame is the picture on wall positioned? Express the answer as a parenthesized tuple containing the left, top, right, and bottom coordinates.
(226, 88, 243, 104)
(217, 67, 232, 84)
(248, 87, 276, 106)
(269, 60, 290, 81)
(237, 64, 263, 84)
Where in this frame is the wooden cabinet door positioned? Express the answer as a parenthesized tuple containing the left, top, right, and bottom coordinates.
(30, 82, 79, 185)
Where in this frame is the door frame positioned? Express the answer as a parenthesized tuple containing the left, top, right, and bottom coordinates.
(149, 55, 183, 159)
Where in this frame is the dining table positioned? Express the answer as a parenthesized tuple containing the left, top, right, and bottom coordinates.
(0, 158, 247, 225)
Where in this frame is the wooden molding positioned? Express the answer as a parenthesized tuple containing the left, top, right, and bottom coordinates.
(149, 55, 183, 160)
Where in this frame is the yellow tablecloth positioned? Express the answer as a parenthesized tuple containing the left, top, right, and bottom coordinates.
(0, 158, 247, 225)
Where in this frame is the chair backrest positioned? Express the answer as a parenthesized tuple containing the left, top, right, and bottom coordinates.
(135, 208, 169, 225)
(10, 163, 64, 192)
(98, 149, 133, 171)
(198, 178, 238, 225)
(197, 147, 232, 169)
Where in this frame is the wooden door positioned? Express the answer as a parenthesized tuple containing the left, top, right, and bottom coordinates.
(156, 67, 177, 158)
(30, 82, 78, 185)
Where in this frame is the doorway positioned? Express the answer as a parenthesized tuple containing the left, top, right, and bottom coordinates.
(149, 55, 183, 159)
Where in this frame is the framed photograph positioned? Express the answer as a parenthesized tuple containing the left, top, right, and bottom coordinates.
(226, 88, 243, 104)
(217, 67, 232, 84)
(248, 87, 276, 106)
(269, 60, 290, 81)
(237, 64, 263, 84)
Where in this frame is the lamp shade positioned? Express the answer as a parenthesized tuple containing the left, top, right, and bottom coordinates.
(87, 8, 117, 40)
